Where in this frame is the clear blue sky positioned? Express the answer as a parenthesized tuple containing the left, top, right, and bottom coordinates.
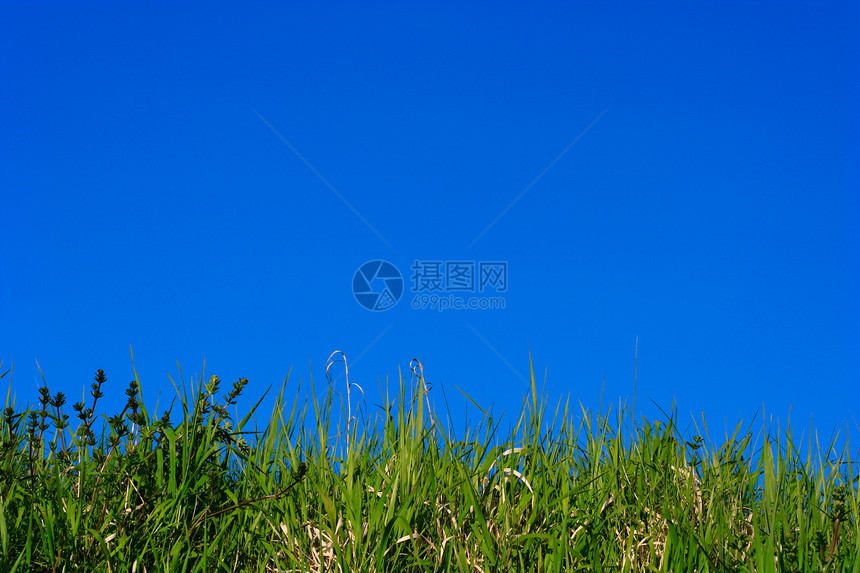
(2, 2, 858, 450)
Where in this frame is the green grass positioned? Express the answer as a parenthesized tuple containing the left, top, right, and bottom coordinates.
(0, 353, 856, 572)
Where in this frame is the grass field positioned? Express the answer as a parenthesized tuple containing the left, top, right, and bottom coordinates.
(0, 354, 856, 572)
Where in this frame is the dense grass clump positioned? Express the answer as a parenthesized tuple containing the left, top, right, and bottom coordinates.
(0, 354, 856, 572)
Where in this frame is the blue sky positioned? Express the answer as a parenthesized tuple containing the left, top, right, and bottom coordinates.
(2, 2, 858, 451)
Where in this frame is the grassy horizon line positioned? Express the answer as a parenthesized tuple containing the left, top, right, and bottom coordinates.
(0, 352, 857, 571)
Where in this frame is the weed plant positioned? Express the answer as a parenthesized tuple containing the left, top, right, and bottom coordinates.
(0, 354, 856, 572)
